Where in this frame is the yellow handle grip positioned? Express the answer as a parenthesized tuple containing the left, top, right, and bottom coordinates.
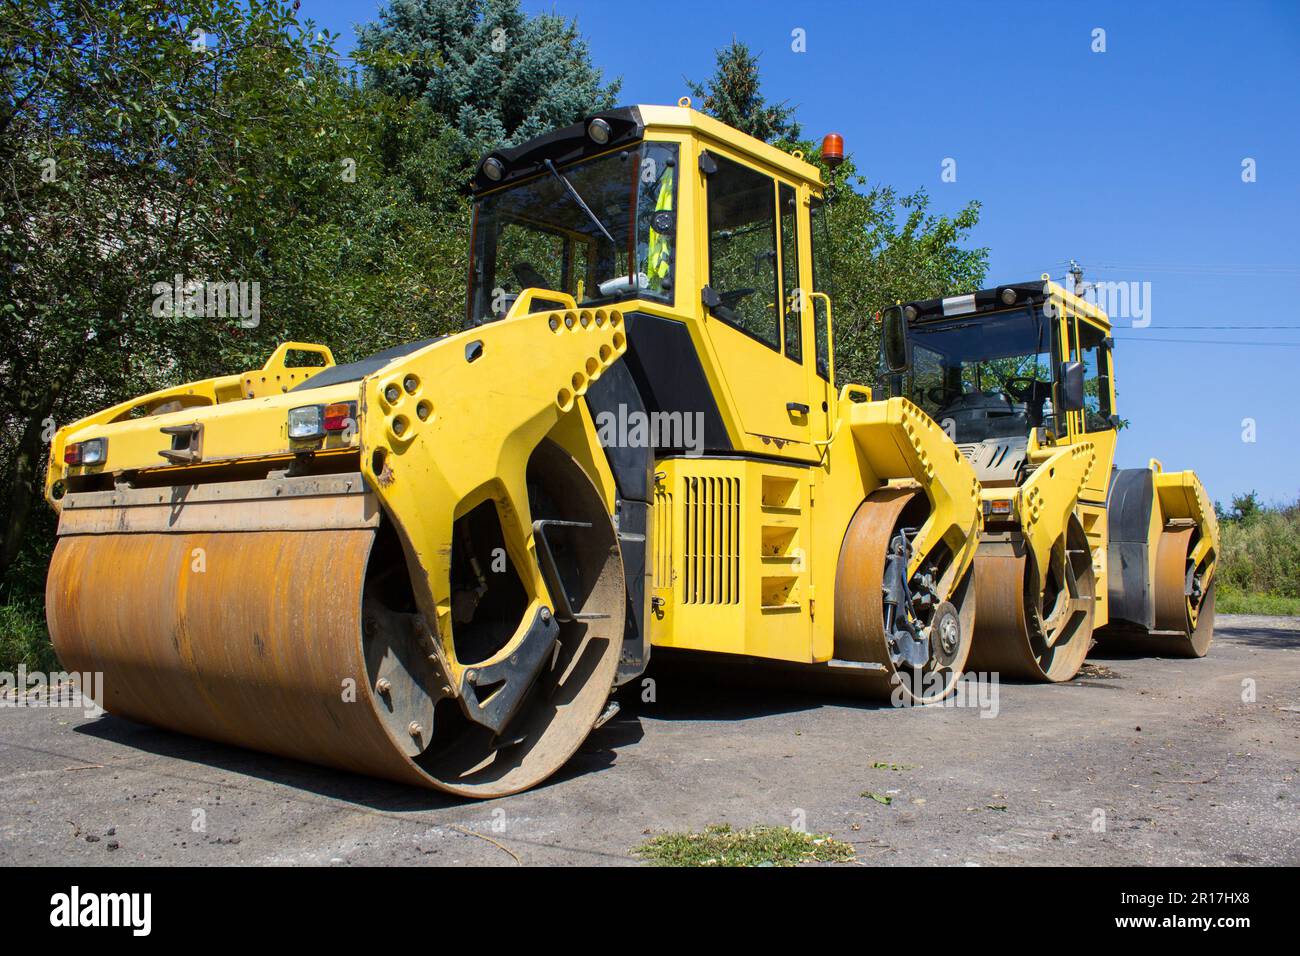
(263, 341, 336, 371)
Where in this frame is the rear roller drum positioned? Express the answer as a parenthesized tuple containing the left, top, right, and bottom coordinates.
(968, 517, 1096, 682)
(833, 488, 976, 704)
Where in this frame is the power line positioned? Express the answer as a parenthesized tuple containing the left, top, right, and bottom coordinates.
(1055, 259, 1300, 277)
(1119, 324, 1300, 330)
(1111, 335, 1300, 347)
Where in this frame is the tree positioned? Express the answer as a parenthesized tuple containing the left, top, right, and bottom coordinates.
(811, 150, 988, 387)
(359, 0, 620, 164)
(1227, 491, 1263, 525)
(0, 0, 470, 596)
(688, 42, 986, 386)
(686, 39, 799, 142)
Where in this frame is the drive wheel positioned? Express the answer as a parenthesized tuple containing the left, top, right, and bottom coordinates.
(833, 488, 976, 705)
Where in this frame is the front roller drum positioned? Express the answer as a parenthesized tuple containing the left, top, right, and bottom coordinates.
(1093, 526, 1216, 659)
(968, 518, 1096, 682)
(48, 527, 438, 787)
(47, 446, 625, 797)
(1151, 526, 1216, 657)
(832, 488, 976, 704)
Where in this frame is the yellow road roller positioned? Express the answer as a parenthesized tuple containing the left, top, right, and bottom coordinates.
(880, 278, 1218, 682)
(45, 105, 982, 796)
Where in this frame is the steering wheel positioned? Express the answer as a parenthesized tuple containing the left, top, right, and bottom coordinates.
(1002, 376, 1043, 403)
(513, 261, 553, 291)
(926, 386, 951, 405)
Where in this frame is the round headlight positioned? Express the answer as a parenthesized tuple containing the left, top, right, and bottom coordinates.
(481, 157, 504, 182)
(1000, 287, 1017, 305)
(587, 118, 611, 145)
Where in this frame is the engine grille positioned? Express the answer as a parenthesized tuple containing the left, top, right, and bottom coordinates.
(652, 484, 673, 589)
(682, 476, 741, 605)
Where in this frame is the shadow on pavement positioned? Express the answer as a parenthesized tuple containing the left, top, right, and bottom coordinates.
(75, 709, 633, 809)
(1089, 617, 1300, 659)
(622, 652, 899, 722)
(1214, 620, 1300, 650)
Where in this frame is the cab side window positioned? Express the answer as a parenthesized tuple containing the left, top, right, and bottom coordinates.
(637, 142, 679, 302)
(779, 183, 801, 362)
(706, 154, 781, 351)
(1077, 321, 1114, 431)
(809, 198, 831, 380)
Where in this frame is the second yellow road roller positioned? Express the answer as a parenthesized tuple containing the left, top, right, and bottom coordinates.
(880, 279, 1218, 682)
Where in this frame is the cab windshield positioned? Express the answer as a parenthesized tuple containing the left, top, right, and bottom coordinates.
(467, 142, 679, 323)
(892, 306, 1060, 443)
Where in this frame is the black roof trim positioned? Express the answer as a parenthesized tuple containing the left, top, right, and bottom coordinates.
(902, 281, 1049, 322)
(470, 107, 645, 193)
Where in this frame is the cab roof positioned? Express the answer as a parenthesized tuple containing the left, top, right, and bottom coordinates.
(470, 104, 824, 194)
(902, 278, 1111, 328)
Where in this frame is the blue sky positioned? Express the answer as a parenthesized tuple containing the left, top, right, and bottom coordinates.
(308, 0, 1299, 506)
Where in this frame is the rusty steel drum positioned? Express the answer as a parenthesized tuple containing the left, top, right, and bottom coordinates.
(47, 448, 625, 798)
(1093, 526, 1216, 659)
(832, 488, 975, 704)
(968, 517, 1096, 682)
(47, 526, 442, 785)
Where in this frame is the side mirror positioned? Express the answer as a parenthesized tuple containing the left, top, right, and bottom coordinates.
(881, 305, 911, 373)
(1059, 360, 1086, 412)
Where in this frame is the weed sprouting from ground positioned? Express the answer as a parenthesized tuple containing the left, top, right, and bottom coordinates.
(634, 824, 855, 867)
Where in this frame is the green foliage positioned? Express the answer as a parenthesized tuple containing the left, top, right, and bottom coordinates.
(685, 42, 987, 388)
(1217, 588, 1300, 617)
(359, 0, 620, 165)
(0, 600, 57, 673)
(1218, 490, 1263, 525)
(0, 0, 471, 596)
(1216, 496, 1300, 606)
(634, 824, 854, 867)
(795, 148, 989, 388)
(686, 39, 799, 142)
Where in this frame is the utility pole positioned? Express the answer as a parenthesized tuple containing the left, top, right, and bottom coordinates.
(1067, 259, 1092, 299)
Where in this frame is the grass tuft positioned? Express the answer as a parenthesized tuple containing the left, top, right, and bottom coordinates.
(0, 602, 58, 673)
(634, 824, 855, 867)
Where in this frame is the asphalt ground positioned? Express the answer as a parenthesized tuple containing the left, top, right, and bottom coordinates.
(1, 614, 1296, 866)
